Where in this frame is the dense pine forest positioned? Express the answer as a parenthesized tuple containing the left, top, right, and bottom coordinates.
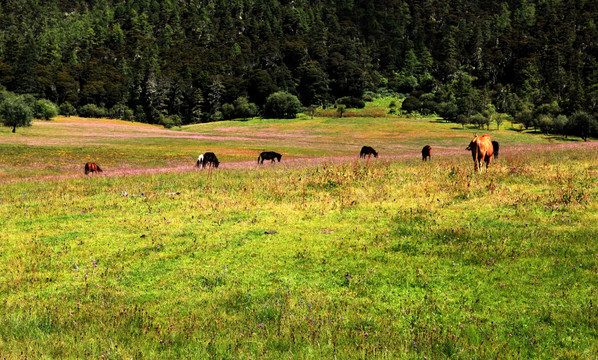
(0, 0, 597, 137)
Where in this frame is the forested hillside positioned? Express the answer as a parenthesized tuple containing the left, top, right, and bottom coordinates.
(0, 0, 597, 133)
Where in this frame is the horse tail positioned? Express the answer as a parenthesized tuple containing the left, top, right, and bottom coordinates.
(474, 142, 480, 171)
(257, 154, 262, 164)
(84, 163, 89, 174)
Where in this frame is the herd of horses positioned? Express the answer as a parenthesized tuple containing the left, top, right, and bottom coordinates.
(83, 134, 500, 175)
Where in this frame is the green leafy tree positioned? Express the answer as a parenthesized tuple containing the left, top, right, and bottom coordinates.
(494, 113, 511, 130)
(263, 91, 302, 119)
(552, 114, 569, 136)
(0, 95, 33, 133)
(515, 108, 535, 130)
(569, 111, 597, 141)
(469, 113, 490, 130)
(537, 115, 553, 134)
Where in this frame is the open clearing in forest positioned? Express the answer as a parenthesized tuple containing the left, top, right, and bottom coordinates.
(1, 112, 597, 359)
(0, 113, 586, 182)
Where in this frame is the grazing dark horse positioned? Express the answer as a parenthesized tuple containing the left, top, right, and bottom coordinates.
(201, 152, 220, 168)
(258, 151, 282, 164)
(84, 162, 102, 175)
(466, 134, 494, 172)
(492, 141, 500, 159)
(421, 145, 432, 161)
(360, 146, 378, 159)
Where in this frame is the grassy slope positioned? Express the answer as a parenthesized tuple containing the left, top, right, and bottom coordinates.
(0, 100, 564, 182)
(1, 107, 597, 358)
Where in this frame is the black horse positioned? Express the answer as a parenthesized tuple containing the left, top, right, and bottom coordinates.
(421, 145, 432, 161)
(360, 146, 378, 158)
(492, 141, 500, 159)
(258, 151, 282, 164)
(201, 152, 219, 168)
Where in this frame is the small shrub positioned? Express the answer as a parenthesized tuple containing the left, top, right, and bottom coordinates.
(79, 104, 107, 118)
(221, 103, 235, 120)
(160, 114, 182, 129)
(59, 102, 76, 117)
(401, 95, 421, 113)
(109, 104, 133, 120)
(123, 109, 135, 121)
(35, 99, 59, 120)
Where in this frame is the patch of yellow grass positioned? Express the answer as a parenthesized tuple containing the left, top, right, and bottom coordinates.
(52, 116, 160, 128)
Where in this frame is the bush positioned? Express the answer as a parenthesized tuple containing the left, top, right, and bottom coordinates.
(134, 105, 147, 123)
(59, 102, 76, 117)
(263, 91, 302, 119)
(79, 104, 107, 118)
(123, 109, 135, 121)
(234, 97, 258, 120)
(336, 96, 365, 109)
(208, 111, 223, 122)
(419, 93, 438, 115)
(34, 99, 58, 120)
(109, 104, 133, 120)
(401, 95, 421, 113)
(160, 114, 182, 129)
(439, 101, 459, 122)
(221, 103, 235, 120)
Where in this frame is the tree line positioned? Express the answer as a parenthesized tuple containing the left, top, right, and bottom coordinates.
(0, 0, 597, 138)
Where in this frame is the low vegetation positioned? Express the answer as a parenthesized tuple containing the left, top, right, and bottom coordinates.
(1, 112, 597, 358)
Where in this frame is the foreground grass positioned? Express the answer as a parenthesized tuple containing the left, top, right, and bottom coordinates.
(1, 147, 597, 359)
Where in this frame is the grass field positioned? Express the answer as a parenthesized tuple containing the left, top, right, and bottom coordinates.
(1, 107, 598, 358)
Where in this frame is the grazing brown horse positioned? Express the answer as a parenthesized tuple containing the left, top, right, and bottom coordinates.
(421, 145, 432, 161)
(360, 146, 378, 158)
(84, 162, 102, 175)
(258, 151, 282, 164)
(466, 134, 494, 172)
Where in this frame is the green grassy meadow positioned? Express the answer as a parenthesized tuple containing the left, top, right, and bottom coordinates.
(1, 108, 598, 358)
